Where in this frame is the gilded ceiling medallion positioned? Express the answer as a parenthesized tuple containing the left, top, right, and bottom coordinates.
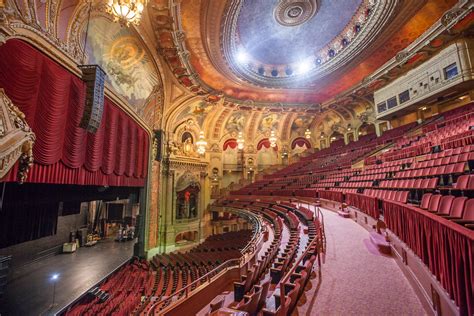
(274, 0, 319, 27)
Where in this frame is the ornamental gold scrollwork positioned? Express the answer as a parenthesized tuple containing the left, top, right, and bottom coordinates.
(0, 89, 36, 183)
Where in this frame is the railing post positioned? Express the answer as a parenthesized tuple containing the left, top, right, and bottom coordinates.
(280, 282, 286, 314)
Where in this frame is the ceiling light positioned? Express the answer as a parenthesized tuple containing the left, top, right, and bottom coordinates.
(107, 0, 147, 26)
(236, 50, 249, 64)
(269, 130, 277, 148)
(196, 131, 207, 155)
(237, 131, 244, 150)
(296, 59, 313, 75)
(305, 128, 311, 139)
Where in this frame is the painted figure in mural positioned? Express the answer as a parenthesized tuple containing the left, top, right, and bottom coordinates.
(259, 113, 279, 132)
(183, 138, 194, 156)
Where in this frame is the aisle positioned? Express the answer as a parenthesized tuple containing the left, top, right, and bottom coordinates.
(296, 207, 427, 315)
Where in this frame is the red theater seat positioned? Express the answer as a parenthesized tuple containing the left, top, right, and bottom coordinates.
(452, 199, 474, 227)
(442, 197, 468, 219)
(420, 193, 432, 209)
(454, 175, 470, 189)
(427, 195, 442, 212)
(436, 195, 455, 216)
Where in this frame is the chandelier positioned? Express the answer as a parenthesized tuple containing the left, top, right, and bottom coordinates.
(304, 128, 311, 139)
(237, 131, 245, 150)
(196, 131, 207, 155)
(269, 130, 277, 148)
(107, 0, 146, 26)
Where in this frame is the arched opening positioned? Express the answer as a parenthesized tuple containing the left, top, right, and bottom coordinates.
(176, 185, 199, 220)
(291, 137, 311, 155)
(222, 138, 242, 188)
(329, 131, 344, 147)
(347, 132, 355, 143)
(358, 122, 376, 136)
(257, 138, 278, 170)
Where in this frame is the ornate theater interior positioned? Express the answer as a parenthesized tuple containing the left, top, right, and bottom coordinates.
(0, 0, 473, 315)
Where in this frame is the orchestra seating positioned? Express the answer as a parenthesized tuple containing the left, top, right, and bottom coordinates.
(203, 198, 323, 315)
(65, 259, 154, 316)
(229, 103, 474, 315)
(63, 231, 253, 316)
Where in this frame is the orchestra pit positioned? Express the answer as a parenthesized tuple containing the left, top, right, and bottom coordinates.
(0, 0, 473, 315)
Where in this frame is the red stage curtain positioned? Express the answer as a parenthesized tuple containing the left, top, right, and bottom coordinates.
(0, 39, 149, 186)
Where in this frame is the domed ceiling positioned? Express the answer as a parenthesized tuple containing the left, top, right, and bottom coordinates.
(228, 0, 377, 87)
(152, 0, 461, 105)
(236, 0, 362, 65)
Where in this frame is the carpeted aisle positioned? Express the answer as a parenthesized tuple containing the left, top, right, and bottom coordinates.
(296, 207, 427, 316)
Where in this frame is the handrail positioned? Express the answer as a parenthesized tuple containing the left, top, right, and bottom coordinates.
(145, 259, 241, 315)
(144, 207, 265, 315)
(277, 206, 325, 315)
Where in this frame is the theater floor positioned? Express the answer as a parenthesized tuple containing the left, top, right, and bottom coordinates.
(0, 239, 134, 316)
(296, 205, 427, 315)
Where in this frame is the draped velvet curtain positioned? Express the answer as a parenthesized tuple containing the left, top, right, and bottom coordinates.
(383, 201, 473, 315)
(291, 137, 311, 149)
(0, 40, 149, 187)
(223, 139, 237, 151)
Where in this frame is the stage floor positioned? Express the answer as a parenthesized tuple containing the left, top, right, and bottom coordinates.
(0, 239, 134, 316)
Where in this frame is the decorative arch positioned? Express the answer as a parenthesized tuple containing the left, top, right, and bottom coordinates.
(223, 138, 238, 151)
(357, 122, 376, 136)
(257, 138, 277, 151)
(291, 137, 311, 150)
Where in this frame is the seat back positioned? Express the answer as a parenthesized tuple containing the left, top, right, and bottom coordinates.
(468, 175, 474, 190)
(450, 197, 467, 218)
(399, 191, 409, 204)
(463, 200, 474, 220)
(437, 195, 454, 215)
(454, 175, 469, 189)
(420, 193, 432, 209)
(427, 194, 442, 212)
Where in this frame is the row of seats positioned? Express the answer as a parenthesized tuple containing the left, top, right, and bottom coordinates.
(206, 198, 321, 316)
(419, 194, 474, 226)
(66, 260, 154, 316)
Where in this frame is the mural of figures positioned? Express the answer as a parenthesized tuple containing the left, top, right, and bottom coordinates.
(84, 17, 159, 112)
(291, 115, 313, 136)
(225, 111, 248, 133)
(259, 113, 279, 133)
(175, 101, 214, 124)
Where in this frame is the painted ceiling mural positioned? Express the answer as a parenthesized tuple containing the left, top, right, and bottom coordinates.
(258, 113, 280, 133)
(236, 0, 363, 66)
(291, 115, 313, 137)
(149, 0, 470, 107)
(84, 17, 159, 115)
(225, 111, 249, 133)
